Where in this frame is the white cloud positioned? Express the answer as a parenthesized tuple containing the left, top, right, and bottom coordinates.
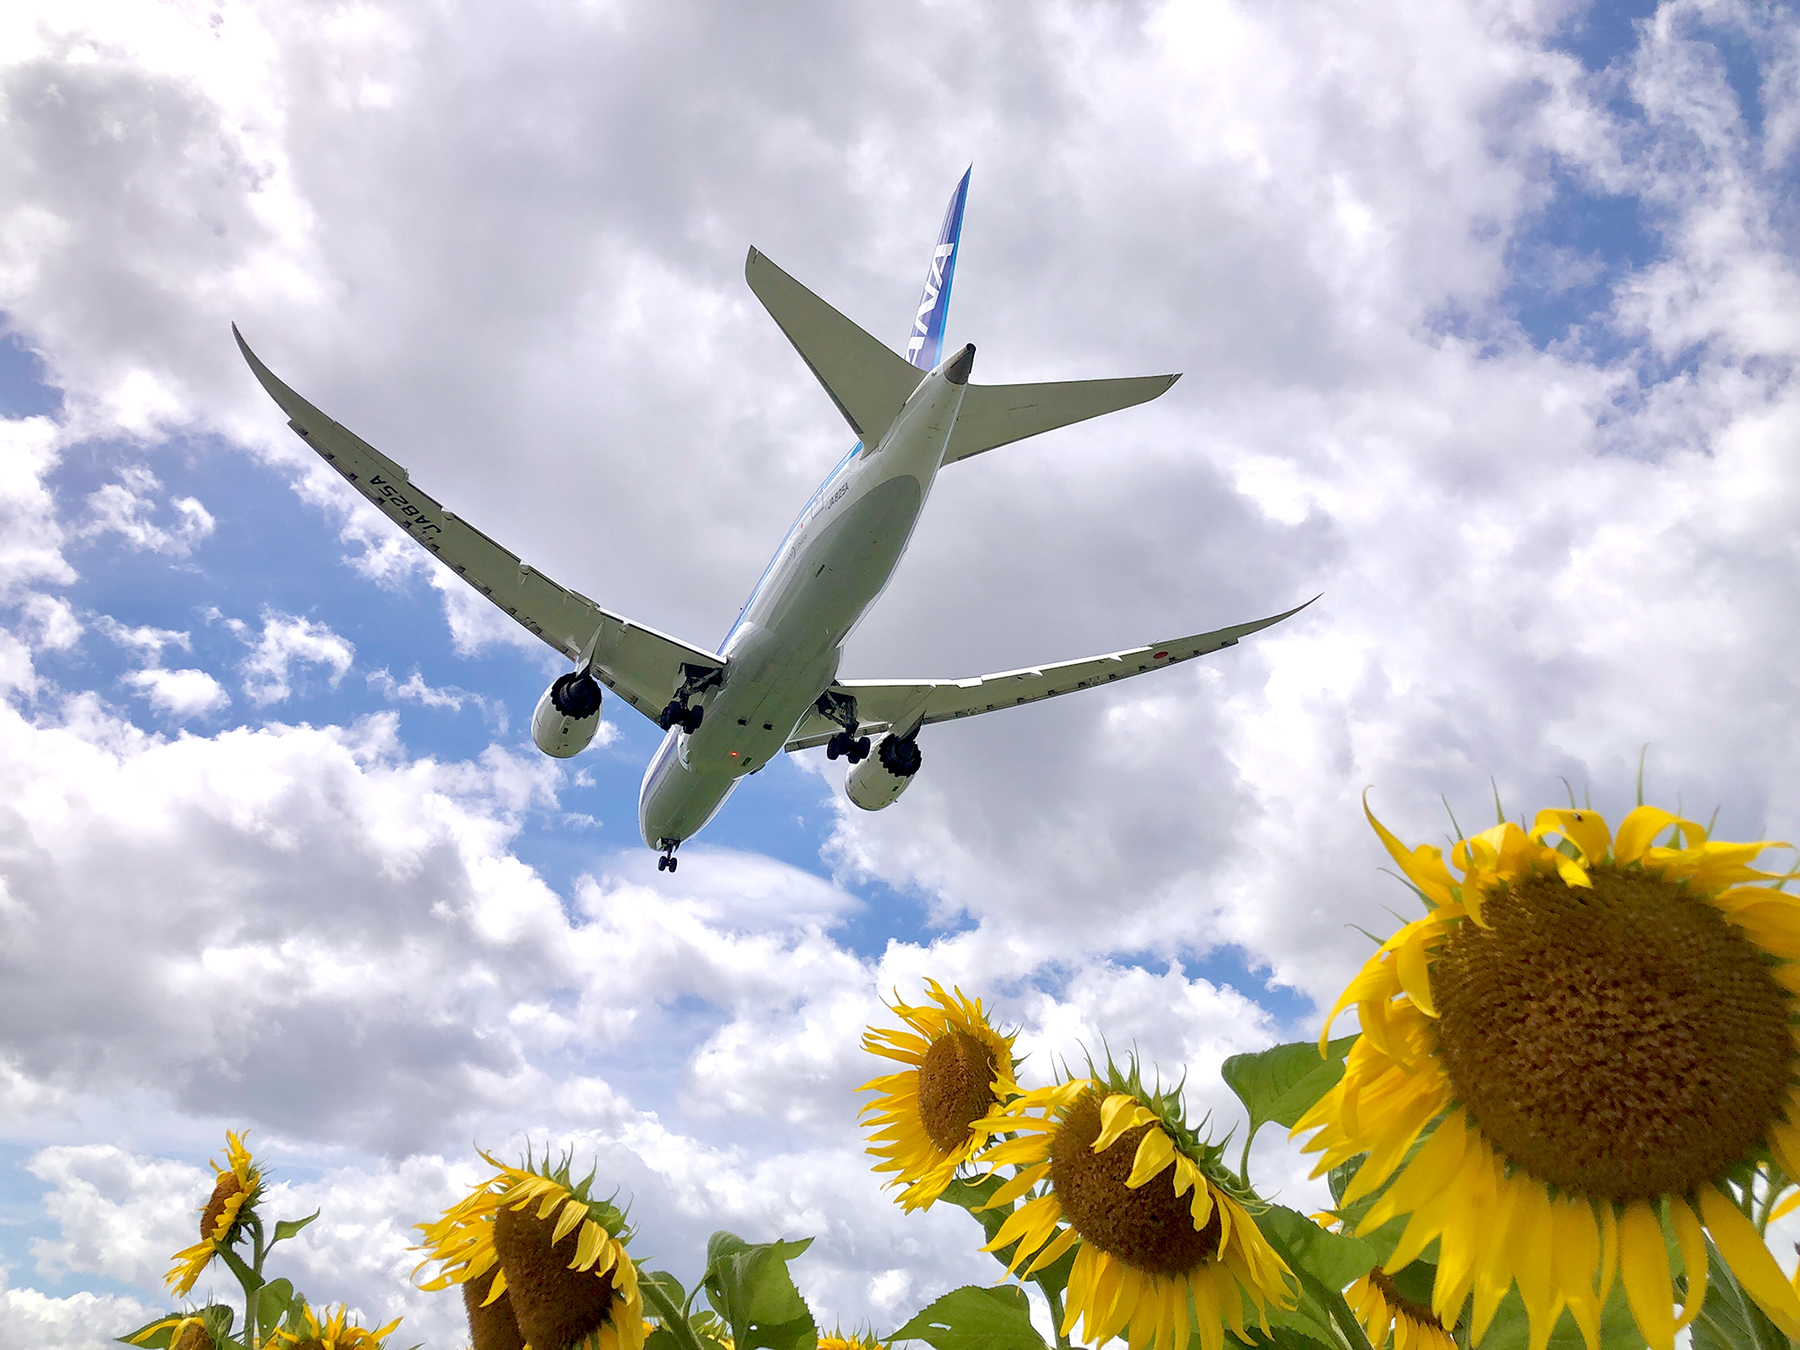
(0, 415, 73, 600)
(0, 1272, 158, 1350)
(122, 667, 230, 719)
(94, 617, 190, 663)
(22, 594, 81, 651)
(81, 467, 214, 556)
(236, 610, 354, 705)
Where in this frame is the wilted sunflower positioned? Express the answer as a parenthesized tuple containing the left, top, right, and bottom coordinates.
(270, 1301, 402, 1350)
(415, 1148, 646, 1350)
(128, 1312, 223, 1350)
(166, 1131, 263, 1297)
(860, 981, 1020, 1210)
(976, 1074, 1292, 1350)
(1296, 798, 1800, 1350)
(1347, 1270, 1455, 1350)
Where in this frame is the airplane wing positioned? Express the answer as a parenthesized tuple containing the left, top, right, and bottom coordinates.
(233, 327, 723, 723)
(782, 601, 1314, 751)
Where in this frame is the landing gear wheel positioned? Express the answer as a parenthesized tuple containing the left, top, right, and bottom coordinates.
(658, 700, 684, 731)
(658, 843, 679, 873)
(851, 736, 871, 763)
(657, 856, 669, 872)
(681, 705, 704, 734)
(667, 856, 678, 873)
(826, 730, 849, 761)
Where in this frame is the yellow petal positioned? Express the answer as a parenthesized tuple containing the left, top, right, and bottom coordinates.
(1530, 808, 1613, 864)
(1396, 931, 1437, 1017)
(1125, 1128, 1177, 1189)
(1364, 792, 1457, 906)
(1094, 1094, 1155, 1152)
(1618, 1200, 1673, 1350)
(1615, 807, 1680, 864)
(1700, 1185, 1800, 1339)
(1670, 1198, 1708, 1333)
(551, 1197, 587, 1246)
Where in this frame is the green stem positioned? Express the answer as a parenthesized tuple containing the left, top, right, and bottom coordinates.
(1034, 1279, 1071, 1350)
(643, 1278, 709, 1350)
(1238, 1127, 1257, 1190)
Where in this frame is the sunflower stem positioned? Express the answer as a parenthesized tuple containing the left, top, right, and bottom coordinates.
(1035, 1279, 1071, 1350)
(643, 1270, 709, 1350)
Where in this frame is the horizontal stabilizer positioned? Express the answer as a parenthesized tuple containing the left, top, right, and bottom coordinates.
(746, 248, 926, 444)
(942, 374, 1179, 466)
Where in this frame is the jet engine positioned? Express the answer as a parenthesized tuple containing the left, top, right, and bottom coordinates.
(845, 733, 922, 811)
(531, 671, 603, 758)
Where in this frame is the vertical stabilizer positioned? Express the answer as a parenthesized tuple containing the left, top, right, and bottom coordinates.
(906, 168, 971, 370)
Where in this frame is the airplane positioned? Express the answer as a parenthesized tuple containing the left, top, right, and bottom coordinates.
(235, 170, 1309, 872)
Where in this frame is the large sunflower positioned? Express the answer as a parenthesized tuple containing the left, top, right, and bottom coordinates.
(860, 981, 1020, 1210)
(270, 1301, 403, 1349)
(975, 1076, 1293, 1350)
(166, 1131, 263, 1297)
(1296, 798, 1800, 1350)
(416, 1149, 646, 1350)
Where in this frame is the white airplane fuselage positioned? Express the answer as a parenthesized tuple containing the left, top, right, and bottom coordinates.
(637, 348, 972, 848)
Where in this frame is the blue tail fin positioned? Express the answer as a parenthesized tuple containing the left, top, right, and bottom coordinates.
(905, 168, 971, 370)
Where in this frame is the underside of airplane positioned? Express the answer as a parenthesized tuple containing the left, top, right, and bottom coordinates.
(235, 170, 1311, 869)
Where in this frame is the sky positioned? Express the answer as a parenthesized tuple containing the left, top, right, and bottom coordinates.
(2, 0, 1799, 1346)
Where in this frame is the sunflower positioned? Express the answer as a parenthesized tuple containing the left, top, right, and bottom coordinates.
(1347, 1270, 1455, 1350)
(974, 1074, 1293, 1350)
(415, 1148, 646, 1350)
(817, 1329, 882, 1350)
(127, 1312, 221, 1350)
(860, 981, 1020, 1210)
(269, 1301, 402, 1350)
(1296, 797, 1800, 1350)
(166, 1131, 263, 1297)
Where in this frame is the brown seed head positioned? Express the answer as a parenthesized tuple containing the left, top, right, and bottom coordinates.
(493, 1199, 618, 1350)
(171, 1323, 213, 1350)
(1432, 864, 1796, 1200)
(917, 1029, 999, 1152)
(464, 1265, 527, 1350)
(199, 1172, 243, 1243)
(1047, 1090, 1221, 1276)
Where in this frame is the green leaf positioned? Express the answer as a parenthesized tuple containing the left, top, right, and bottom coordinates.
(270, 1211, 319, 1245)
(1222, 1036, 1358, 1148)
(1256, 1206, 1380, 1293)
(213, 1240, 264, 1295)
(1473, 1281, 1646, 1350)
(254, 1278, 296, 1335)
(890, 1284, 1047, 1350)
(702, 1231, 817, 1350)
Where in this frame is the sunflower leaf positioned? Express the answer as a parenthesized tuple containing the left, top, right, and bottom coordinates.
(1256, 1206, 1380, 1294)
(254, 1278, 297, 1335)
(889, 1283, 1046, 1350)
(1221, 1036, 1359, 1146)
(1475, 1281, 1647, 1350)
(270, 1210, 319, 1245)
(115, 1304, 235, 1348)
(702, 1231, 817, 1350)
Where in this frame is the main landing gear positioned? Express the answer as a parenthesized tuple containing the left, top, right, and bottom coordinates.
(657, 841, 680, 873)
(658, 662, 721, 734)
(658, 700, 703, 734)
(825, 730, 871, 763)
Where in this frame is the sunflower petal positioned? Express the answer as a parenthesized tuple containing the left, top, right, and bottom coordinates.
(1125, 1129, 1178, 1189)
(1699, 1185, 1800, 1339)
(1670, 1198, 1708, 1333)
(1618, 1200, 1673, 1350)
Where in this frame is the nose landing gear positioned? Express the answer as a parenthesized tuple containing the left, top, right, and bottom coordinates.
(657, 840, 680, 873)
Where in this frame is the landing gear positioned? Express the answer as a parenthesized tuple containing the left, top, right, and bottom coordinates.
(826, 730, 871, 763)
(659, 700, 704, 734)
(657, 841, 680, 873)
(659, 663, 721, 734)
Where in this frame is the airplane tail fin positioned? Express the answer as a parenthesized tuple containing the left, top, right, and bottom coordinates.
(745, 247, 924, 444)
(941, 373, 1181, 466)
(907, 168, 970, 370)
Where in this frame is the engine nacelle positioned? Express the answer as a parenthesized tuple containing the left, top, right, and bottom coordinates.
(845, 734, 922, 811)
(531, 672, 603, 759)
